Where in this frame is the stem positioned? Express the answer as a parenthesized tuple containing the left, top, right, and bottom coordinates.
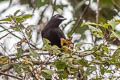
(52, 0, 56, 16)
(71, 0, 90, 36)
(0, 72, 22, 80)
(96, 0, 99, 24)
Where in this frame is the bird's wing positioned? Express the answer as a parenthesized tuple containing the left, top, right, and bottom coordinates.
(54, 28, 66, 39)
(41, 27, 66, 47)
(49, 28, 65, 47)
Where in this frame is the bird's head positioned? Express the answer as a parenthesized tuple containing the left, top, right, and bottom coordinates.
(49, 14, 66, 26)
(52, 14, 66, 21)
(44, 14, 66, 28)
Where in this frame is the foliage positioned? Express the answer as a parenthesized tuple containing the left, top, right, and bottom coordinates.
(0, 0, 120, 80)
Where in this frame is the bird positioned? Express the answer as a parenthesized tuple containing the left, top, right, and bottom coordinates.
(41, 14, 66, 48)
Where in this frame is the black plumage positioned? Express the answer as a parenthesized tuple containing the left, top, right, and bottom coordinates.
(41, 14, 66, 48)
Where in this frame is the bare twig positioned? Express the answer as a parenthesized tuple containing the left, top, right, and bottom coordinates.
(0, 72, 22, 80)
(0, 25, 38, 49)
(0, 0, 13, 15)
(44, 55, 56, 65)
(71, 0, 91, 35)
(38, 5, 49, 25)
(96, 0, 100, 23)
(112, 0, 120, 9)
(0, 31, 15, 40)
(52, 0, 57, 16)
(0, 25, 21, 39)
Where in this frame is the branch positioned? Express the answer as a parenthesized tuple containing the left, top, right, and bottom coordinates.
(71, 0, 91, 35)
(0, 64, 13, 72)
(0, 50, 94, 72)
(0, 31, 15, 40)
(0, 25, 21, 39)
(0, 25, 38, 49)
(96, 0, 99, 23)
(0, 72, 22, 80)
(112, 0, 120, 9)
(52, 0, 57, 16)
(38, 5, 49, 25)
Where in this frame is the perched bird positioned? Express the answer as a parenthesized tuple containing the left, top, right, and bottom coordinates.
(41, 14, 66, 48)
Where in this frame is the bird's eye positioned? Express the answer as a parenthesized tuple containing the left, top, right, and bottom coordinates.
(54, 14, 59, 18)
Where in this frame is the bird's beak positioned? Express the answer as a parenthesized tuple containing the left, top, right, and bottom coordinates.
(59, 17, 66, 20)
(63, 18, 66, 20)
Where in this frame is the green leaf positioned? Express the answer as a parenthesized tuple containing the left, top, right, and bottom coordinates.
(13, 63, 29, 73)
(41, 69, 54, 79)
(56, 60, 66, 69)
(0, 17, 11, 21)
(94, 0, 113, 8)
(35, 0, 49, 8)
(16, 48, 23, 58)
(79, 59, 89, 67)
(102, 0, 113, 8)
(112, 48, 120, 58)
(112, 31, 120, 40)
(100, 65, 105, 75)
(22, 14, 33, 19)
(43, 38, 51, 45)
(103, 24, 109, 29)
(25, 25, 34, 39)
(67, 67, 78, 74)
(75, 42, 83, 49)
(13, 24, 24, 31)
(57, 70, 68, 79)
(15, 17, 23, 22)
(104, 70, 112, 73)
(90, 78, 102, 80)
(86, 66, 96, 75)
(81, 22, 87, 27)
(51, 45, 61, 55)
(29, 49, 39, 58)
(103, 45, 109, 53)
(55, 4, 68, 10)
(15, 14, 32, 22)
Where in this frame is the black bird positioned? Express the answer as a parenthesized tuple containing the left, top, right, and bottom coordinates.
(41, 14, 66, 48)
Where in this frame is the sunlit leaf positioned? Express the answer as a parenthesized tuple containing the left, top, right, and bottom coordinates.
(103, 45, 109, 53)
(0, 57, 8, 63)
(0, 17, 11, 21)
(22, 14, 33, 19)
(108, 21, 119, 29)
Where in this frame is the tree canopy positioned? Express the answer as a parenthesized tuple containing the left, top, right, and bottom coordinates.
(0, 0, 120, 80)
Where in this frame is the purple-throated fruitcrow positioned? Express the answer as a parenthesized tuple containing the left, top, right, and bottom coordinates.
(41, 14, 66, 48)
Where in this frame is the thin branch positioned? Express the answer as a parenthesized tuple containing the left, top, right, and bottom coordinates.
(0, 31, 14, 40)
(112, 0, 120, 9)
(0, 25, 38, 49)
(71, 0, 91, 36)
(0, 72, 22, 80)
(0, 25, 21, 39)
(0, 0, 13, 15)
(96, 0, 100, 24)
(52, 0, 57, 16)
(38, 5, 49, 25)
